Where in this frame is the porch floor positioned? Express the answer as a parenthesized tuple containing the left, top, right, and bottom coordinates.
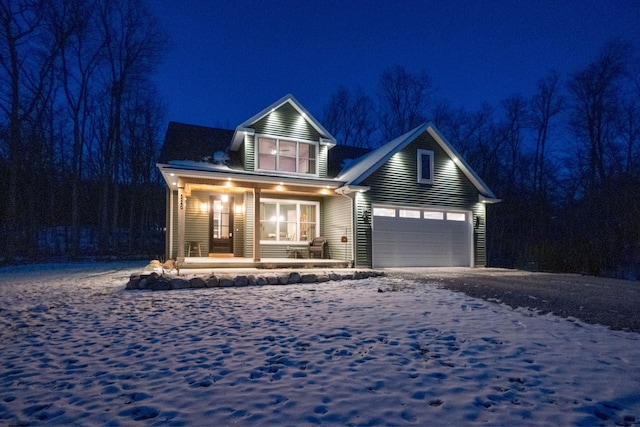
(176, 257, 351, 270)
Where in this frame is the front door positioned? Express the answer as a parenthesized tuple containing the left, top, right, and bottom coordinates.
(209, 196, 234, 254)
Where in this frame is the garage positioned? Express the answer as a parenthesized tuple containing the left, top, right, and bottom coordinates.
(371, 206, 472, 268)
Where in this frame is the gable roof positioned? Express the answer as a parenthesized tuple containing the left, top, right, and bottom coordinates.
(159, 121, 234, 163)
(230, 94, 336, 151)
(337, 122, 498, 200)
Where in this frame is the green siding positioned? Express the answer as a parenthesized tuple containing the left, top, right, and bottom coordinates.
(354, 192, 372, 268)
(252, 102, 321, 141)
(318, 145, 328, 178)
(357, 131, 487, 267)
(244, 191, 254, 258)
(321, 195, 353, 262)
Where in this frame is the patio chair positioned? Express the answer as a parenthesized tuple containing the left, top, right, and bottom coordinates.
(309, 237, 327, 259)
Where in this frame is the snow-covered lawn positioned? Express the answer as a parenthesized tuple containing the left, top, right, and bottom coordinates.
(1, 263, 639, 426)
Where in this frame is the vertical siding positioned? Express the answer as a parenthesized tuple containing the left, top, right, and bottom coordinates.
(321, 195, 353, 262)
(358, 131, 486, 267)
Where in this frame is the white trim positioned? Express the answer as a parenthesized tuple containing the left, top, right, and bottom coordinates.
(259, 198, 320, 244)
(231, 94, 336, 151)
(370, 203, 474, 268)
(417, 149, 434, 184)
(255, 134, 319, 176)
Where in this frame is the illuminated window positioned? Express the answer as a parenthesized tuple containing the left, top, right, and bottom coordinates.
(424, 211, 444, 220)
(399, 209, 420, 219)
(257, 136, 317, 175)
(260, 199, 318, 242)
(417, 149, 434, 184)
(447, 212, 466, 222)
(373, 207, 396, 217)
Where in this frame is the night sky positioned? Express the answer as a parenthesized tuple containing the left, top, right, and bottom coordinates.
(150, 0, 640, 131)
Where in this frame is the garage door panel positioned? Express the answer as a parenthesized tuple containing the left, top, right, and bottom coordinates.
(372, 208, 471, 268)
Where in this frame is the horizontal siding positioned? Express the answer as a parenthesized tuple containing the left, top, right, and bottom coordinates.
(355, 192, 372, 268)
(322, 195, 352, 262)
(252, 102, 321, 141)
(244, 191, 254, 258)
(360, 131, 485, 266)
(318, 145, 328, 178)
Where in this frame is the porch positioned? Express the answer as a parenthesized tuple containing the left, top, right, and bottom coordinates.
(176, 256, 351, 269)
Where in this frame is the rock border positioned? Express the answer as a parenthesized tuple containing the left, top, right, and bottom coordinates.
(125, 270, 384, 291)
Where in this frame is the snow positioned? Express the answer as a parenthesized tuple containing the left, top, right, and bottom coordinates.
(1, 263, 639, 426)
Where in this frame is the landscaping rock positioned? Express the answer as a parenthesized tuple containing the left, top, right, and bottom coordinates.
(234, 275, 249, 287)
(190, 277, 206, 288)
(218, 276, 235, 287)
(170, 278, 191, 290)
(129, 267, 384, 291)
(300, 274, 317, 283)
(151, 278, 172, 291)
(288, 272, 301, 284)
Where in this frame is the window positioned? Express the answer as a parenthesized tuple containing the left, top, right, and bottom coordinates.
(257, 136, 317, 174)
(417, 149, 434, 184)
(399, 209, 420, 219)
(447, 212, 466, 222)
(260, 199, 318, 242)
(373, 207, 396, 217)
(424, 211, 444, 220)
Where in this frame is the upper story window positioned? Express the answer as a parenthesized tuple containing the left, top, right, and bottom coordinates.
(417, 149, 434, 184)
(257, 136, 317, 175)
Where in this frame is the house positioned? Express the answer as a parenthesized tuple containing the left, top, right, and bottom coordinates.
(157, 94, 499, 269)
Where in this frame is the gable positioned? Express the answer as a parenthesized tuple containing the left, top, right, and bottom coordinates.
(252, 102, 322, 141)
(337, 123, 497, 201)
(363, 132, 478, 207)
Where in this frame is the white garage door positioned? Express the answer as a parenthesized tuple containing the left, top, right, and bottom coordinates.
(372, 206, 472, 268)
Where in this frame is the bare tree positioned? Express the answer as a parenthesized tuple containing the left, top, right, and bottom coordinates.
(530, 70, 563, 195)
(47, 0, 103, 257)
(323, 86, 377, 147)
(378, 66, 434, 140)
(95, 0, 166, 253)
(568, 39, 632, 189)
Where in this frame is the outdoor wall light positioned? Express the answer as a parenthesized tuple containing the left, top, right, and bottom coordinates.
(200, 202, 208, 213)
(221, 194, 229, 203)
(361, 208, 371, 224)
(234, 204, 244, 214)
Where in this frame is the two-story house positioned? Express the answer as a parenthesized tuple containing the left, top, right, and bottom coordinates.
(157, 94, 499, 269)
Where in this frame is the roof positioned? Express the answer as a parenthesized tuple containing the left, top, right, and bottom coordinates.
(337, 122, 498, 200)
(230, 94, 336, 151)
(158, 122, 234, 163)
(326, 145, 372, 178)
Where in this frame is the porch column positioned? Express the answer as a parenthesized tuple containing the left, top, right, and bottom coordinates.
(177, 185, 185, 258)
(253, 188, 261, 262)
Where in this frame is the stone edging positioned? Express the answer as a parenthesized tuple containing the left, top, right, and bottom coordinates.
(125, 270, 384, 291)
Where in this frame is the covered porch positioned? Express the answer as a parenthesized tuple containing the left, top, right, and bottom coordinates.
(160, 163, 356, 268)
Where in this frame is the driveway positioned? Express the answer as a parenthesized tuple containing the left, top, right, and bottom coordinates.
(384, 268, 640, 333)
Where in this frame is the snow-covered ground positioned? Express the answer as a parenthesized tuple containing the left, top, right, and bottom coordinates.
(1, 262, 639, 426)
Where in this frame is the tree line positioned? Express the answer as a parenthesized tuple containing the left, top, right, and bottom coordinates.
(1, 0, 638, 280)
(323, 40, 640, 278)
(0, 0, 167, 262)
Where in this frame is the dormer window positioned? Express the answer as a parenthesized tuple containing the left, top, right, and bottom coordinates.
(257, 136, 317, 175)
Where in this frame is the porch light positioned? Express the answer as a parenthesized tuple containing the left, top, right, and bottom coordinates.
(200, 202, 208, 213)
(221, 194, 229, 202)
(234, 204, 243, 214)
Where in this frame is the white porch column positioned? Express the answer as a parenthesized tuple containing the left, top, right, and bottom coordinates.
(253, 188, 261, 262)
(177, 185, 185, 258)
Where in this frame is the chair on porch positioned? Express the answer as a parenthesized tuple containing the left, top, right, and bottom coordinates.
(309, 237, 327, 259)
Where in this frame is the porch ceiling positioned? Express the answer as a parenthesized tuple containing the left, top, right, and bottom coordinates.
(182, 176, 338, 197)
